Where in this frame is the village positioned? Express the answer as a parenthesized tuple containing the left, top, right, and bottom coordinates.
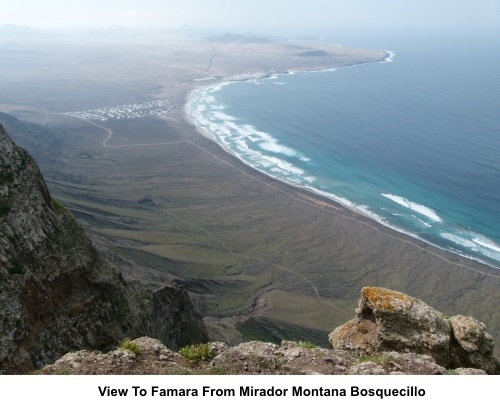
(64, 99, 175, 121)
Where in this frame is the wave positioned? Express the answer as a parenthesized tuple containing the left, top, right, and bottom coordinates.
(186, 92, 313, 184)
(412, 215, 432, 228)
(259, 141, 298, 157)
(382, 193, 442, 222)
(441, 232, 500, 261)
(186, 65, 500, 270)
(379, 50, 396, 63)
(212, 111, 235, 121)
(472, 237, 500, 254)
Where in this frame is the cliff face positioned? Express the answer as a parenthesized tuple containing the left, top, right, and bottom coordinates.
(0, 125, 208, 374)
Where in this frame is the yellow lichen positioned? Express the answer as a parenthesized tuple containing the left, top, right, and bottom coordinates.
(362, 287, 413, 311)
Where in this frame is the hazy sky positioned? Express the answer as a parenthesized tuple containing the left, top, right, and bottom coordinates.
(1, 0, 498, 35)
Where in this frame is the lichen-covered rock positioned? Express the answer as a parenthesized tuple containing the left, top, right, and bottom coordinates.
(329, 287, 451, 364)
(450, 315, 490, 352)
(449, 315, 500, 374)
(0, 126, 208, 374)
(329, 287, 500, 374)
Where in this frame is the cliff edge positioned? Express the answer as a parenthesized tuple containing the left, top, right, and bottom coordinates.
(0, 125, 208, 374)
(41, 287, 500, 375)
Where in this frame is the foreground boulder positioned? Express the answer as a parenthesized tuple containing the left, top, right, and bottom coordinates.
(329, 286, 499, 374)
(449, 315, 498, 373)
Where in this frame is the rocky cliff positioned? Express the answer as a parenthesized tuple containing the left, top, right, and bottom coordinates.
(40, 287, 500, 375)
(0, 125, 208, 374)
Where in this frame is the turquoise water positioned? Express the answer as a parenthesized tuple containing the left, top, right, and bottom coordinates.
(187, 30, 500, 268)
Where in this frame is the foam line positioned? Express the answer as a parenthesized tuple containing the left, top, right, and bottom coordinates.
(382, 193, 442, 222)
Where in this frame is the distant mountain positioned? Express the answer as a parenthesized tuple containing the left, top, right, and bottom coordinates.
(0, 23, 227, 41)
(297, 50, 330, 57)
(0, 24, 40, 36)
(0, 24, 276, 43)
(169, 25, 225, 39)
(208, 32, 272, 44)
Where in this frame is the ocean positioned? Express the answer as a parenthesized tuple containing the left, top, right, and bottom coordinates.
(186, 29, 500, 268)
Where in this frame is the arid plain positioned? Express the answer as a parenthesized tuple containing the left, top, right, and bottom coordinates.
(2, 32, 500, 352)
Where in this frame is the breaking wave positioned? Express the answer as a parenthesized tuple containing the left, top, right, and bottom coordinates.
(382, 194, 442, 222)
(186, 62, 500, 269)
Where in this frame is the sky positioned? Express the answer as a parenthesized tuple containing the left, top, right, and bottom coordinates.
(0, 0, 499, 36)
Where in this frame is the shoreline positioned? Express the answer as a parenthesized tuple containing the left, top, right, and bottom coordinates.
(4, 34, 500, 355)
(186, 122, 500, 278)
(182, 61, 499, 275)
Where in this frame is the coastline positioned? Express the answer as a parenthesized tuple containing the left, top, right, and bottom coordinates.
(182, 61, 499, 274)
(175, 98, 500, 351)
(4, 33, 500, 356)
(185, 119, 499, 278)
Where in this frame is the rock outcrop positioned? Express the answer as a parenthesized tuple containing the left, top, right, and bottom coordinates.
(329, 286, 500, 374)
(0, 125, 208, 374)
(39, 288, 499, 375)
(38, 336, 485, 375)
(40, 337, 451, 375)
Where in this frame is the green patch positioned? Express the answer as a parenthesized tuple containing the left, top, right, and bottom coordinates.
(179, 343, 214, 363)
(298, 340, 317, 349)
(9, 261, 25, 275)
(51, 197, 67, 212)
(118, 338, 142, 356)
